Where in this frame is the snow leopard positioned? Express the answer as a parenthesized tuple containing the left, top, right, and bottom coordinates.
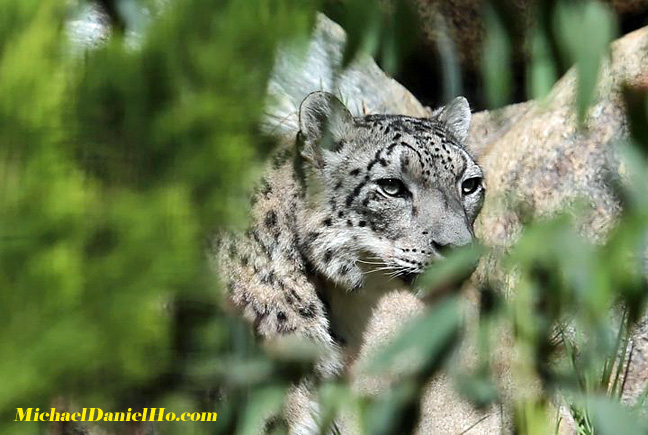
(213, 90, 484, 431)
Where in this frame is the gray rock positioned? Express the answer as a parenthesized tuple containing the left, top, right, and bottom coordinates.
(473, 28, 648, 247)
(471, 26, 648, 407)
(263, 14, 429, 137)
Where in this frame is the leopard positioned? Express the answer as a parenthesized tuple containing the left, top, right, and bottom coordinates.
(213, 90, 484, 432)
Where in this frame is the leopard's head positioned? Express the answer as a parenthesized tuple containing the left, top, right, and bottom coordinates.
(297, 91, 484, 290)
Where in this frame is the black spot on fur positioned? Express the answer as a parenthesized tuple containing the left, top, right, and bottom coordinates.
(265, 210, 277, 228)
(323, 218, 332, 226)
(227, 243, 237, 259)
(349, 168, 360, 176)
(260, 178, 272, 196)
(298, 303, 317, 318)
(251, 229, 273, 258)
(264, 416, 285, 434)
(359, 221, 367, 227)
(290, 289, 303, 304)
(400, 143, 424, 167)
(338, 264, 351, 275)
(401, 157, 410, 171)
(346, 219, 353, 227)
(305, 231, 320, 246)
(345, 180, 367, 206)
(252, 306, 268, 331)
(272, 149, 291, 169)
(277, 311, 287, 322)
(261, 271, 276, 285)
(324, 250, 333, 263)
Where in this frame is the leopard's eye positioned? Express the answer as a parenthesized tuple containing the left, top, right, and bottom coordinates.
(461, 177, 482, 195)
(377, 178, 409, 198)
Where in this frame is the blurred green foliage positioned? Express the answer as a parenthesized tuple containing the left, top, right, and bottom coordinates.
(0, 0, 313, 433)
(1, 0, 647, 434)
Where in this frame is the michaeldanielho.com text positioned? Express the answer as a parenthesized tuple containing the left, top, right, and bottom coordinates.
(15, 408, 217, 422)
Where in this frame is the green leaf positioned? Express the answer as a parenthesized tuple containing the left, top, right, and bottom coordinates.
(482, 4, 512, 109)
(555, 1, 617, 125)
(418, 243, 483, 294)
(237, 387, 286, 435)
(584, 396, 648, 435)
(528, 29, 559, 101)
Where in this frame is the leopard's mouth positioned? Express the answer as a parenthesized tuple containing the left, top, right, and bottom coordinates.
(400, 271, 420, 286)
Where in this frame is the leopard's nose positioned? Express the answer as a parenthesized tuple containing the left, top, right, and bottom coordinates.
(426, 208, 474, 254)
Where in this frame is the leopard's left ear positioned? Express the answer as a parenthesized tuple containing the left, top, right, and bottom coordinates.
(435, 97, 471, 143)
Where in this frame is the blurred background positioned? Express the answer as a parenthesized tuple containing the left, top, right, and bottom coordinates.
(1, 0, 647, 433)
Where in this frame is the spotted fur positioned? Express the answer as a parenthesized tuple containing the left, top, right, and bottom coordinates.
(212, 91, 484, 431)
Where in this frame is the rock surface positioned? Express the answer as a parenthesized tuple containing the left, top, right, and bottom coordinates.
(474, 27, 648, 248)
(264, 14, 429, 136)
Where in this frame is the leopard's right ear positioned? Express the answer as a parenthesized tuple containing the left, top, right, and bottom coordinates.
(298, 91, 355, 168)
(434, 96, 471, 143)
